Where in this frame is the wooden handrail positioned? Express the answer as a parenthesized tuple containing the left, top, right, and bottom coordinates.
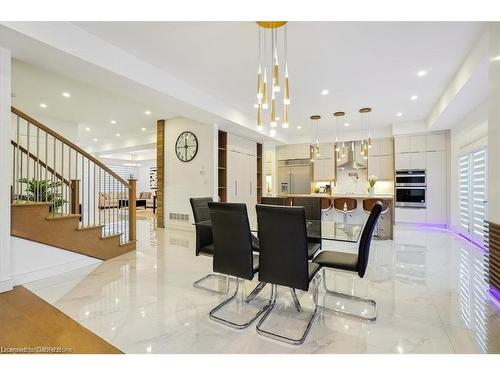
(11, 106, 130, 189)
(11, 140, 71, 186)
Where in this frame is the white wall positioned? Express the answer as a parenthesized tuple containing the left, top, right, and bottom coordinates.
(11, 237, 101, 285)
(164, 117, 216, 228)
(449, 101, 488, 232)
(136, 160, 156, 195)
(489, 24, 500, 225)
(0, 48, 12, 292)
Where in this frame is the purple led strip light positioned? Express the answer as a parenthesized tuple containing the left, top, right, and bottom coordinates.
(488, 287, 500, 311)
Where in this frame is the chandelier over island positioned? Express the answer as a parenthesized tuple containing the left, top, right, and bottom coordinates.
(256, 21, 289, 137)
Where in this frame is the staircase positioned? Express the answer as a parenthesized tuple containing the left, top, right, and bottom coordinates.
(10, 107, 136, 260)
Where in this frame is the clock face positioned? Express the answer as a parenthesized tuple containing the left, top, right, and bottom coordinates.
(175, 131, 198, 162)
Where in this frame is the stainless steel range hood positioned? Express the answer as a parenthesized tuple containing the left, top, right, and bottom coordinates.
(337, 141, 367, 170)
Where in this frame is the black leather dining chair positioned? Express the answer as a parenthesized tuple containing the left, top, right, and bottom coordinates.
(292, 197, 322, 260)
(190, 197, 228, 294)
(312, 201, 383, 321)
(260, 196, 289, 206)
(207, 202, 270, 329)
(255, 204, 321, 345)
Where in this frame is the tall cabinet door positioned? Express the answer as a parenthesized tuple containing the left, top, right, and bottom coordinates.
(227, 149, 241, 203)
(426, 151, 447, 225)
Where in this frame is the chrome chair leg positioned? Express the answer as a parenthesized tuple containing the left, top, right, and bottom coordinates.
(244, 281, 267, 303)
(209, 277, 272, 329)
(256, 278, 319, 345)
(320, 269, 377, 321)
(290, 288, 302, 311)
(193, 273, 230, 295)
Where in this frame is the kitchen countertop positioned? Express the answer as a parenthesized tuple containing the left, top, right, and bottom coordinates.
(276, 193, 394, 199)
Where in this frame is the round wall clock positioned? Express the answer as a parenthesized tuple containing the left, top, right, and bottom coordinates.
(175, 131, 198, 162)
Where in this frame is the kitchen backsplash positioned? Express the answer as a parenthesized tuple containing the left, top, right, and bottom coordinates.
(333, 169, 394, 195)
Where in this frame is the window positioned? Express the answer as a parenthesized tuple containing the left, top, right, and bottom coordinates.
(458, 147, 487, 244)
(100, 165, 136, 192)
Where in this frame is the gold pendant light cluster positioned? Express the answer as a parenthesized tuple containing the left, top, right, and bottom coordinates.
(359, 107, 372, 160)
(256, 21, 290, 137)
(309, 115, 321, 162)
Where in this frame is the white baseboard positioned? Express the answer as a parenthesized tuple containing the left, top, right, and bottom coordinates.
(0, 278, 14, 293)
(13, 257, 101, 286)
(165, 222, 194, 232)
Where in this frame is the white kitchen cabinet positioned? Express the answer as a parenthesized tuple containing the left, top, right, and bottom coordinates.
(227, 134, 257, 216)
(368, 155, 394, 180)
(410, 135, 426, 152)
(426, 133, 446, 151)
(394, 136, 410, 153)
(276, 144, 310, 160)
(395, 153, 410, 170)
(409, 151, 426, 169)
(426, 150, 447, 225)
(395, 207, 427, 223)
(313, 158, 334, 181)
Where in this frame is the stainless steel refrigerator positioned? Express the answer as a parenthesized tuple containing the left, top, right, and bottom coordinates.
(277, 159, 312, 195)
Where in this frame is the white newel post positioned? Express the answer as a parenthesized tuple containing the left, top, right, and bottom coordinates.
(0, 47, 12, 293)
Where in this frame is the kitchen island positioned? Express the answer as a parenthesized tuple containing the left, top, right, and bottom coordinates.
(273, 193, 394, 240)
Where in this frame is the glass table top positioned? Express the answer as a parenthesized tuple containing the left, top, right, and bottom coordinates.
(196, 218, 363, 243)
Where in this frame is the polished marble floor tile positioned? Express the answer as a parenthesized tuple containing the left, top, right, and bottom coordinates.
(24, 217, 500, 354)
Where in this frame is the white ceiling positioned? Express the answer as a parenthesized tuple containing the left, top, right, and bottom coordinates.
(11, 59, 174, 148)
(73, 21, 486, 138)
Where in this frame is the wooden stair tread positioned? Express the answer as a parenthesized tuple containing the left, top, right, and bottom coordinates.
(101, 233, 122, 240)
(45, 214, 81, 221)
(76, 224, 105, 231)
(11, 202, 52, 207)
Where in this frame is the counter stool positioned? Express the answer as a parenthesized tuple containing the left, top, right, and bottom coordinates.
(333, 198, 357, 224)
(362, 198, 389, 238)
(261, 197, 289, 206)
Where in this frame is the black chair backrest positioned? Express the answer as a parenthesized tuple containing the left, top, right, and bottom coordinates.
(261, 197, 289, 206)
(292, 197, 321, 221)
(208, 202, 255, 280)
(256, 204, 310, 291)
(292, 196, 322, 243)
(190, 197, 213, 255)
(357, 201, 383, 278)
(190, 197, 213, 223)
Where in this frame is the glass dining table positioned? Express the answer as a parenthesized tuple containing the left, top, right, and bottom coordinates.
(196, 217, 363, 243)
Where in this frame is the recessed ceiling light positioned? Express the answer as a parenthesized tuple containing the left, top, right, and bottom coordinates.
(417, 70, 427, 77)
(40, 103, 47, 108)
(141, 127, 146, 131)
(297, 126, 302, 129)
(93, 138, 98, 142)
(110, 120, 116, 124)
(344, 123, 349, 127)
(62, 92, 71, 98)
(396, 112, 403, 117)
(85, 127, 90, 131)
(410, 95, 418, 100)
(145, 110, 151, 115)
(115, 133, 120, 137)
(321, 89, 329, 96)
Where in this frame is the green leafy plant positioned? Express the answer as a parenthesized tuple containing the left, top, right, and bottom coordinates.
(18, 178, 66, 211)
(367, 175, 378, 192)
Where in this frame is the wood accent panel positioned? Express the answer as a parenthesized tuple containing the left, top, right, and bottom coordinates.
(128, 178, 137, 241)
(11, 203, 135, 260)
(156, 119, 165, 228)
(217, 130, 227, 202)
(486, 221, 500, 290)
(0, 286, 121, 354)
(256, 143, 263, 203)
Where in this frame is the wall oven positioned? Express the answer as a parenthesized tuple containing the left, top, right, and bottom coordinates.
(395, 170, 426, 208)
(395, 170, 426, 186)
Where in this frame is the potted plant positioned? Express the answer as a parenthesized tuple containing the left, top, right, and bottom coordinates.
(18, 178, 66, 212)
(367, 175, 377, 195)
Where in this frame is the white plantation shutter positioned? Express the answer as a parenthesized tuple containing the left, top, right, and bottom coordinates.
(458, 154, 470, 234)
(471, 148, 487, 243)
(458, 147, 487, 244)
